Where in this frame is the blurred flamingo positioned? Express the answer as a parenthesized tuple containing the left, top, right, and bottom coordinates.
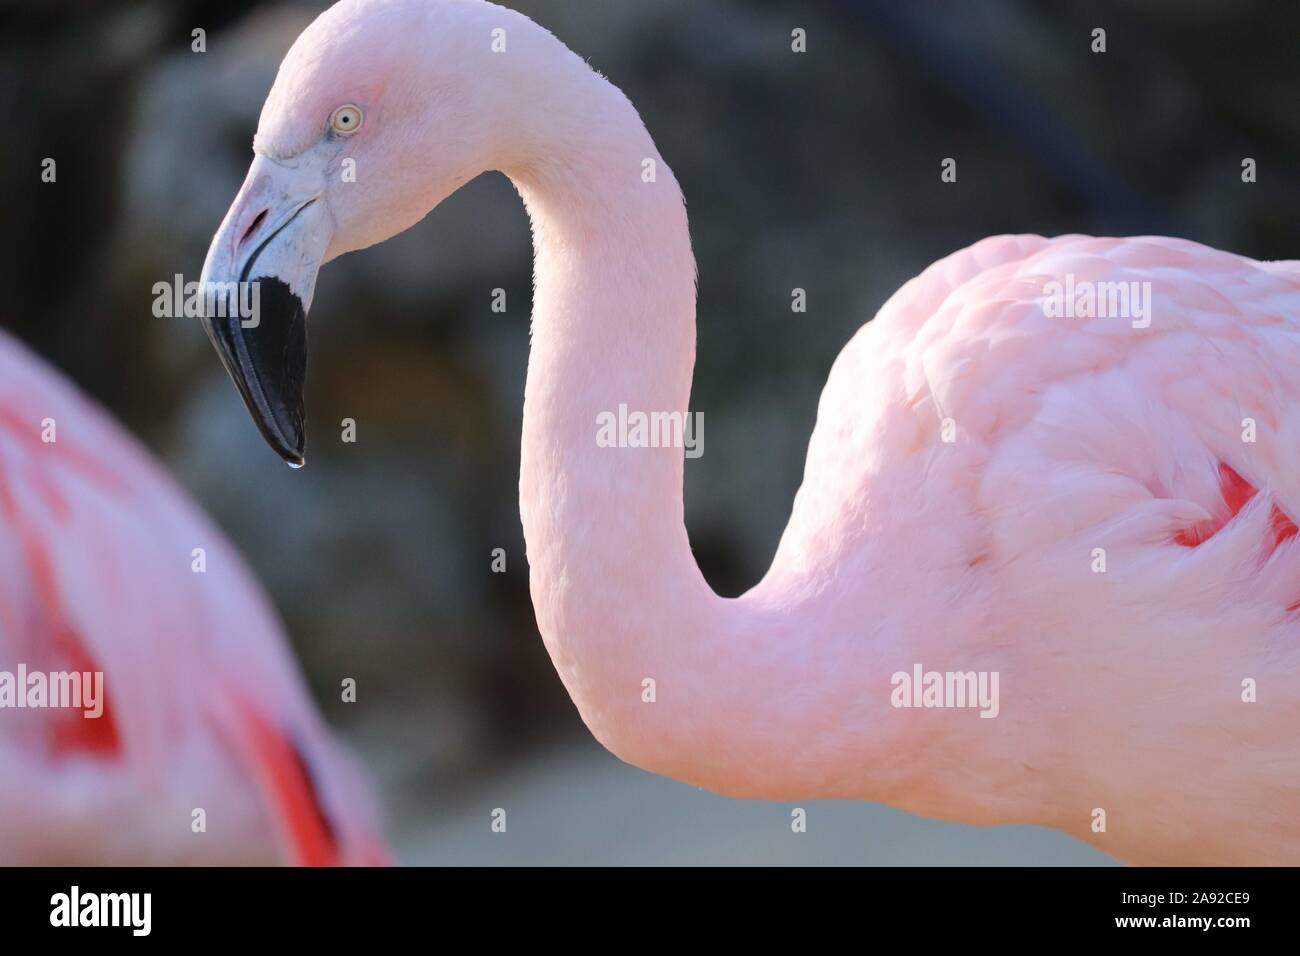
(200, 0, 1300, 864)
(0, 330, 387, 864)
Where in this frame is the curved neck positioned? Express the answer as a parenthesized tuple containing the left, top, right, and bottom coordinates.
(498, 35, 902, 801)
(507, 78, 735, 783)
(447, 9, 1045, 815)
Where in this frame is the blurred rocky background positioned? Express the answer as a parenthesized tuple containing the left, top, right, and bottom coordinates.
(2, 0, 1296, 863)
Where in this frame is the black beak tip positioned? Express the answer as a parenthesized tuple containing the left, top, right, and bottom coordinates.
(202, 275, 310, 471)
(240, 391, 307, 469)
(268, 427, 306, 469)
(242, 400, 305, 467)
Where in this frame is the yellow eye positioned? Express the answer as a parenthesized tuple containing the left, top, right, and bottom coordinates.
(329, 104, 363, 134)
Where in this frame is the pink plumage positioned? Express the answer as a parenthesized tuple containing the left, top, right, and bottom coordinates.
(0, 330, 386, 864)
(197, 0, 1300, 864)
(753, 235, 1300, 864)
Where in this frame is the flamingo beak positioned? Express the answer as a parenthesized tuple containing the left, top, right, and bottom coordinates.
(200, 154, 333, 467)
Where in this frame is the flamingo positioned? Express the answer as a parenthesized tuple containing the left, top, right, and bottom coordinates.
(199, 0, 1300, 865)
(0, 330, 387, 865)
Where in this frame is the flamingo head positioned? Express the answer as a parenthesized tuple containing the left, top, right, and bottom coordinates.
(200, 0, 535, 464)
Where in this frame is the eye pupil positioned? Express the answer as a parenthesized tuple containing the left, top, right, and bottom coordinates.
(331, 105, 363, 133)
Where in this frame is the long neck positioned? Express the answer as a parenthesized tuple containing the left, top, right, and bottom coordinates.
(507, 75, 736, 785)
(500, 37, 899, 801)
(472, 14, 1050, 817)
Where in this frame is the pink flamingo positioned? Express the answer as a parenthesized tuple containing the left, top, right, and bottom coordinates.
(200, 0, 1300, 864)
(0, 330, 387, 865)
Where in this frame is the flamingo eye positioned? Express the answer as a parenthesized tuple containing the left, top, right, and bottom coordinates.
(329, 105, 363, 135)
